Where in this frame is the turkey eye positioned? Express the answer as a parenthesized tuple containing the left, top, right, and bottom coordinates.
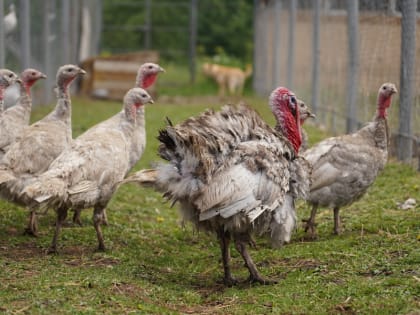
(382, 86, 386, 90)
(290, 96, 297, 104)
(9, 74, 13, 78)
(141, 94, 147, 97)
(148, 65, 153, 69)
(32, 72, 36, 76)
(67, 69, 73, 72)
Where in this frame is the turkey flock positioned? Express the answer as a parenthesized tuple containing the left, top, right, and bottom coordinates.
(0, 63, 397, 286)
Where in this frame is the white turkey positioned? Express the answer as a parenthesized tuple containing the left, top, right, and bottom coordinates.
(122, 87, 311, 285)
(71, 62, 164, 226)
(3, 4, 17, 36)
(0, 69, 19, 113)
(21, 88, 154, 253)
(0, 64, 85, 235)
(302, 83, 397, 238)
(0, 69, 46, 159)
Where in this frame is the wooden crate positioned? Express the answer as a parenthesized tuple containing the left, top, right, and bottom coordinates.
(80, 51, 159, 100)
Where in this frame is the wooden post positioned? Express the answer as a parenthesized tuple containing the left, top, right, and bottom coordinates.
(398, 0, 417, 162)
(272, 0, 282, 89)
(20, 0, 31, 69)
(287, 0, 296, 89)
(43, 0, 53, 104)
(61, 0, 70, 63)
(189, 0, 198, 84)
(346, 0, 359, 133)
(311, 0, 321, 118)
(0, 0, 5, 68)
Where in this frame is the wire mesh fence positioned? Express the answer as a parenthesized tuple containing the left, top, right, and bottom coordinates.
(254, 0, 419, 168)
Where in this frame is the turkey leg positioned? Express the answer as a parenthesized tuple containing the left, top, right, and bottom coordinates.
(48, 206, 68, 254)
(333, 207, 341, 234)
(303, 203, 318, 238)
(217, 227, 237, 286)
(93, 205, 107, 251)
(24, 210, 38, 237)
(234, 235, 277, 285)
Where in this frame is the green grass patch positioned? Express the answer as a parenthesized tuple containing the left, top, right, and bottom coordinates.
(0, 95, 419, 314)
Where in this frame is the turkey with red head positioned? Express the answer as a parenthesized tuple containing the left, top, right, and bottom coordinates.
(122, 87, 311, 285)
(302, 83, 397, 238)
(0, 69, 46, 159)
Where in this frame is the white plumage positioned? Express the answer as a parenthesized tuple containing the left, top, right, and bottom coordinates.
(0, 69, 46, 159)
(0, 65, 85, 235)
(21, 88, 154, 253)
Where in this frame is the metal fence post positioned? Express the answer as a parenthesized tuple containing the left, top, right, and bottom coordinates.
(20, 0, 31, 69)
(0, 0, 5, 68)
(189, 0, 197, 84)
(272, 0, 281, 89)
(43, 0, 53, 104)
(287, 0, 296, 89)
(346, 0, 359, 133)
(311, 0, 321, 119)
(144, 0, 151, 49)
(398, 0, 417, 162)
(61, 0, 70, 64)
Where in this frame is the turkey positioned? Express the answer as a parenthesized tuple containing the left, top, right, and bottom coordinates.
(0, 69, 19, 114)
(0, 69, 46, 159)
(302, 83, 397, 238)
(3, 4, 17, 36)
(297, 98, 315, 151)
(122, 87, 311, 285)
(21, 88, 154, 253)
(71, 62, 164, 226)
(0, 64, 85, 235)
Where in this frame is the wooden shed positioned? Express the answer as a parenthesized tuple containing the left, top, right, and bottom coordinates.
(80, 51, 159, 100)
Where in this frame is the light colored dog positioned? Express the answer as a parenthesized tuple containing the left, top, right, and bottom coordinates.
(202, 62, 252, 97)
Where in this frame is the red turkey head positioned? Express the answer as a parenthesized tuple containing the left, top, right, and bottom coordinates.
(136, 62, 165, 89)
(269, 86, 302, 154)
(20, 68, 47, 94)
(377, 83, 397, 118)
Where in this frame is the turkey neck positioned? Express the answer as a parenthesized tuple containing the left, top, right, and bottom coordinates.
(136, 73, 157, 89)
(274, 108, 302, 155)
(51, 86, 72, 124)
(373, 93, 392, 151)
(0, 82, 6, 113)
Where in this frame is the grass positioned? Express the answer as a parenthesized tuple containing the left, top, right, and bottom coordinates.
(0, 94, 419, 315)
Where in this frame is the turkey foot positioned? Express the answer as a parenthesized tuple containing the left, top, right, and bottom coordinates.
(246, 274, 278, 285)
(234, 237, 276, 286)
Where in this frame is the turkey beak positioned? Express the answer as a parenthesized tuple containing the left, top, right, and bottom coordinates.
(15, 78, 22, 84)
(40, 73, 47, 79)
(78, 69, 87, 75)
(309, 113, 316, 119)
(159, 67, 165, 73)
(391, 87, 398, 94)
(148, 99, 154, 104)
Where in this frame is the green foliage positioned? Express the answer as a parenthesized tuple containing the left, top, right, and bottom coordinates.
(101, 0, 253, 63)
(1, 90, 419, 314)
